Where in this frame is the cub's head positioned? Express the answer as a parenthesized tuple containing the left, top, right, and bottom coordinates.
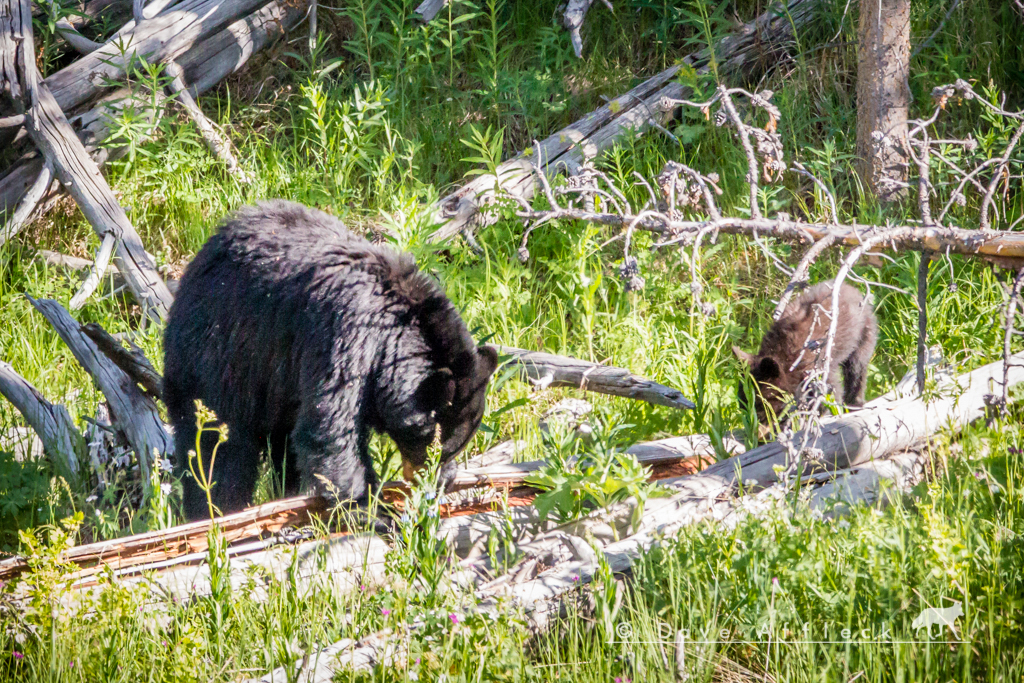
(733, 346, 794, 424)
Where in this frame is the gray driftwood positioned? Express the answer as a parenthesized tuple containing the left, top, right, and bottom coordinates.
(427, 0, 819, 244)
(500, 345, 695, 410)
(27, 297, 172, 485)
(1, 0, 174, 321)
(0, 361, 84, 476)
(0, 0, 306, 222)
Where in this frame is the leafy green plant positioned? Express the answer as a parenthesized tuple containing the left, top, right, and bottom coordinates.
(525, 421, 662, 534)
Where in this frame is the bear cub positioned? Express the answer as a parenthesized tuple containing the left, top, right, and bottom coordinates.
(163, 200, 497, 521)
(733, 282, 877, 422)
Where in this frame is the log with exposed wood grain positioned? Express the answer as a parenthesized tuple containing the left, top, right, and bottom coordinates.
(1, 0, 174, 319)
(0, 0, 308, 230)
(427, 0, 820, 244)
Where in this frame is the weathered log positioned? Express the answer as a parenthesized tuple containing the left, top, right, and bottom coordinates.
(2, 0, 174, 320)
(81, 322, 164, 399)
(26, 297, 172, 487)
(500, 345, 695, 409)
(0, 361, 84, 476)
(0, 158, 52, 246)
(36, 0, 272, 115)
(427, 0, 818, 244)
(0, 0, 308, 225)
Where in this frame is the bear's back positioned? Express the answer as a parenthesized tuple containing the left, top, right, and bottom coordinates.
(759, 282, 871, 376)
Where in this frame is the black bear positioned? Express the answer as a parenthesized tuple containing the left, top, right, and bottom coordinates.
(733, 282, 877, 422)
(163, 200, 498, 520)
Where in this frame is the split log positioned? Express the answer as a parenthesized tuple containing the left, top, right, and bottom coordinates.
(0, 361, 84, 476)
(0, 0, 308, 222)
(427, 0, 819, 244)
(1, 0, 174, 321)
(500, 345, 695, 409)
(26, 297, 172, 487)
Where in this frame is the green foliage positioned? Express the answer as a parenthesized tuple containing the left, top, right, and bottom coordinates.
(526, 420, 663, 534)
(0, 452, 54, 552)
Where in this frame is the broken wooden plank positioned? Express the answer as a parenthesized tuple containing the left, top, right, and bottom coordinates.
(501, 345, 695, 409)
(80, 322, 164, 399)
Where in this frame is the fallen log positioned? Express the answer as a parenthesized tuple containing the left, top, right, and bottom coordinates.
(1, 0, 174, 320)
(245, 352, 1022, 680)
(0, 0, 308, 225)
(427, 0, 819, 244)
(0, 360, 84, 477)
(26, 297, 172, 486)
(499, 345, 695, 409)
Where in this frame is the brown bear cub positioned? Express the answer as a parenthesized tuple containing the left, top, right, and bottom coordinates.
(733, 282, 877, 422)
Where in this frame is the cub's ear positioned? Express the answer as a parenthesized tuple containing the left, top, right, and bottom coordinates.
(732, 345, 755, 365)
(755, 356, 781, 380)
(418, 367, 456, 408)
(476, 344, 499, 378)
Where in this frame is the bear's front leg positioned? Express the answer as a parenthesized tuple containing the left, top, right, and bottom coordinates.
(290, 401, 377, 507)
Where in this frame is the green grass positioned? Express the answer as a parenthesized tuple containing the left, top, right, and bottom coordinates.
(1, 0, 1024, 679)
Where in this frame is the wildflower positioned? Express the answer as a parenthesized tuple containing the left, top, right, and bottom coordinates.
(13, 652, 23, 661)
(160, 482, 172, 496)
(400, 513, 412, 525)
(772, 577, 779, 586)
(425, 490, 436, 501)
(159, 459, 173, 472)
(382, 609, 391, 616)
(69, 661, 75, 668)
(449, 613, 459, 625)
(572, 575, 580, 582)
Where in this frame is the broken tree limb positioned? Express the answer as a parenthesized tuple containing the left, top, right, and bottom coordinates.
(69, 231, 117, 310)
(500, 345, 695, 409)
(2, 0, 174, 321)
(26, 297, 172, 487)
(36, 250, 181, 296)
(0, 361, 84, 477)
(163, 59, 251, 182)
(0, 158, 52, 246)
(427, 0, 819, 244)
(81, 322, 164, 399)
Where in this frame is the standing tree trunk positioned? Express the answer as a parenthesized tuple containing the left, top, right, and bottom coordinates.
(856, 0, 910, 202)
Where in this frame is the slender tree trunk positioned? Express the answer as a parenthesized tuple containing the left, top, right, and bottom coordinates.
(856, 0, 910, 202)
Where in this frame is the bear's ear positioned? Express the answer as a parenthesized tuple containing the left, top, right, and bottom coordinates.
(732, 345, 755, 366)
(418, 367, 456, 408)
(755, 356, 781, 380)
(476, 344, 499, 379)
